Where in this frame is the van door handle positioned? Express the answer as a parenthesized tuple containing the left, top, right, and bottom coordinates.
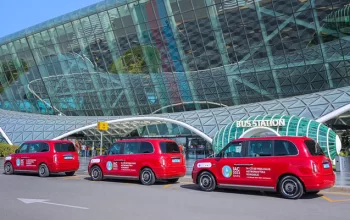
(114, 160, 125, 162)
(234, 164, 253, 167)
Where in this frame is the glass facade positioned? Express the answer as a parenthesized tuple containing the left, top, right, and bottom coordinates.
(1, 0, 350, 117)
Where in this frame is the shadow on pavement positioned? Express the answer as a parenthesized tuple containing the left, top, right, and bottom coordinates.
(4, 172, 74, 178)
(83, 176, 175, 186)
(180, 184, 321, 200)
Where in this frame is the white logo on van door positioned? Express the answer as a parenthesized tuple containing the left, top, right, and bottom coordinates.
(197, 162, 212, 168)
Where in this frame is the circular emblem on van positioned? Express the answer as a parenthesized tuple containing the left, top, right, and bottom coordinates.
(106, 161, 113, 171)
(16, 159, 21, 167)
(222, 165, 232, 178)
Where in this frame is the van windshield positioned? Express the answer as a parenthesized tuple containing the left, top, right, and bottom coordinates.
(160, 142, 180, 153)
(55, 143, 76, 152)
(304, 140, 324, 156)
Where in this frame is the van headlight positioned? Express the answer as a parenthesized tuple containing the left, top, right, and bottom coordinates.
(5, 156, 11, 161)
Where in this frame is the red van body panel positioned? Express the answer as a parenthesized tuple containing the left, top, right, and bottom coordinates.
(4, 140, 79, 174)
(192, 136, 335, 192)
(88, 139, 186, 181)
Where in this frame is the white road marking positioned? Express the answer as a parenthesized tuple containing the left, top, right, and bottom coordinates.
(17, 198, 88, 210)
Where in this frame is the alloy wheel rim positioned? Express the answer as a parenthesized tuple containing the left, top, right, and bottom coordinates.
(142, 171, 151, 183)
(200, 175, 212, 188)
(5, 164, 11, 173)
(40, 166, 45, 175)
(282, 180, 298, 196)
(92, 168, 100, 179)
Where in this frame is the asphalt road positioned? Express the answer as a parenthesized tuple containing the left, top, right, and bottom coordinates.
(1, 173, 350, 220)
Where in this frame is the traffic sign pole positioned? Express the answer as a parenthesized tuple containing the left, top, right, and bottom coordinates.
(100, 131, 103, 156)
(97, 122, 108, 156)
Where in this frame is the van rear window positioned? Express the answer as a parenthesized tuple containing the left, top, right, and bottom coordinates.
(304, 140, 324, 156)
(160, 142, 180, 153)
(55, 143, 76, 152)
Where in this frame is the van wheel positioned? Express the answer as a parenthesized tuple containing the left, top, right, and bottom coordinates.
(90, 166, 103, 181)
(140, 168, 156, 185)
(279, 175, 304, 199)
(198, 171, 216, 192)
(4, 162, 14, 175)
(167, 178, 179, 184)
(38, 164, 50, 177)
(65, 171, 75, 176)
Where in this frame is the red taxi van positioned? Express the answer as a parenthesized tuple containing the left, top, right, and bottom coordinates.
(88, 139, 186, 185)
(4, 140, 79, 177)
(192, 136, 335, 199)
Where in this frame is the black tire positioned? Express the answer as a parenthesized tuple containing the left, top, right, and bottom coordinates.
(65, 171, 75, 176)
(198, 171, 216, 192)
(38, 164, 50, 177)
(278, 175, 304, 199)
(307, 190, 320, 195)
(140, 168, 156, 185)
(90, 166, 103, 181)
(167, 178, 179, 184)
(4, 162, 14, 175)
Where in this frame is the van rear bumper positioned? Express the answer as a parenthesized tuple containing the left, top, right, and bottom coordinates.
(153, 166, 186, 179)
(302, 173, 336, 191)
(49, 162, 80, 173)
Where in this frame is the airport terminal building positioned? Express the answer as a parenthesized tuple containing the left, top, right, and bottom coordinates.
(1, 0, 350, 158)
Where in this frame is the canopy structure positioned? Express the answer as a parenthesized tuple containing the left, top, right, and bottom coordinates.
(212, 115, 341, 160)
(52, 117, 213, 144)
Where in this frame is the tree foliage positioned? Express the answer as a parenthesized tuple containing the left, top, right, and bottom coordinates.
(0, 143, 19, 157)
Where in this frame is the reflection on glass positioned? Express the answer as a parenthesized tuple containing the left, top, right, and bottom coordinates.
(0, 0, 350, 116)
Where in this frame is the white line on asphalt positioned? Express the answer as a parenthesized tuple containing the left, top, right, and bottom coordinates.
(17, 198, 89, 210)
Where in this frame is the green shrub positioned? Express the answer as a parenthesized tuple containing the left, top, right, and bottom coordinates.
(0, 143, 19, 157)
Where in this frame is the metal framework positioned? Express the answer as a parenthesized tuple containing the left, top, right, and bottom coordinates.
(2, 86, 350, 145)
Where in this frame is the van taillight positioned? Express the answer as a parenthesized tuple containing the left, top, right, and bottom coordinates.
(161, 157, 166, 167)
(312, 162, 318, 174)
(53, 155, 57, 163)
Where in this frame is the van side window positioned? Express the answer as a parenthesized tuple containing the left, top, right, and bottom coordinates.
(40, 143, 50, 152)
(222, 142, 243, 158)
(304, 140, 324, 156)
(160, 142, 180, 153)
(274, 140, 298, 156)
(248, 140, 273, 157)
(124, 142, 140, 154)
(28, 143, 49, 153)
(18, 144, 29, 153)
(29, 143, 40, 153)
(109, 143, 123, 155)
(140, 142, 153, 154)
(55, 143, 76, 152)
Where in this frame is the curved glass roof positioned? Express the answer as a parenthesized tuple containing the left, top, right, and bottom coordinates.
(0, 0, 128, 45)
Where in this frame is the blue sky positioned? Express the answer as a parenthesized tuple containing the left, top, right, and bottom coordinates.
(0, 0, 102, 38)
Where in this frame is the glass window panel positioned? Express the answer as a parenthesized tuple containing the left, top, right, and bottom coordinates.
(108, 8, 123, 30)
(56, 25, 68, 42)
(14, 40, 22, 51)
(248, 140, 273, 157)
(63, 23, 75, 40)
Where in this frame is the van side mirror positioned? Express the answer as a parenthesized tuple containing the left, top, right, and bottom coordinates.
(15, 149, 19, 154)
